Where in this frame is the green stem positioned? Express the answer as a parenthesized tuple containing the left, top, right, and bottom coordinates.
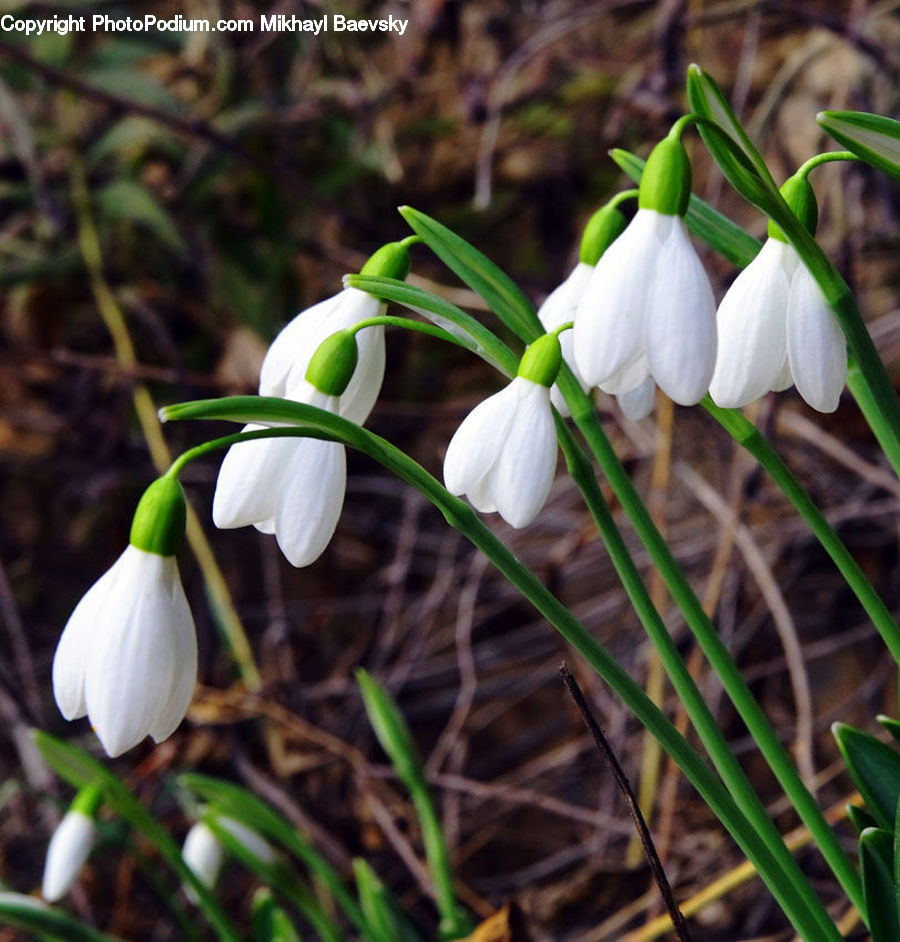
(162, 395, 841, 942)
(795, 151, 860, 178)
(705, 397, 900, 665)
(347, 315, 461, 347)
(554, 417, 848, 932)
(556, 369, 863, 920)
(847, 360, 900, 479)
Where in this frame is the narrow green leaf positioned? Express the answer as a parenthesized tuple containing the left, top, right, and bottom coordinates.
(97, 180, 186, 255)
(399, 206, 540, 340)
(861, 827, 899, 942)
(252, 888, 302, 942)
(878, 715, 900, 744)
(345, 274, 518, 375)
(834, 723, 900, 830)
(353, 860, 401, 942)
(848, 803, 881, 836)
(0, 892, 119, 942)
(818, 111, 900, 179)
(610, 148, 760, 266)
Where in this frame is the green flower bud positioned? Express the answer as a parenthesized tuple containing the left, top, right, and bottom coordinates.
(517, 333, 562, 388)
(638, 136, 692, 217)
(70, 784, 103, 819)
(768, 174, 818, 242)
(579, 204, 628, 265)
(360, 240, 411, 281)
(305, 329, 359, 396)
(129, 476, 187, 557)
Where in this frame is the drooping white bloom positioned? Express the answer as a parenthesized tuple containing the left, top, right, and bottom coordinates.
(709, 239, 846, 413)
(182, 816, 278, 901)
(52, 545, 197, 757)
(537, 261, 593, 415)
(212, 287, 388, 567)
(444, 375, 557, 528)
(41, 810, 95, 902)
(574, 208, 717, 406)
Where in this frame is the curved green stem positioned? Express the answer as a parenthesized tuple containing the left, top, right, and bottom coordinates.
(554, 417, 848, 933)
(556, 369, 863, 920)
(347, 315, 461, 348)
(795, 151, 860, 178)
(705, 397, 900, 664)
(162, 395, 841, 942)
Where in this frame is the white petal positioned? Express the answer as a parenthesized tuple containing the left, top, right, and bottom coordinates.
(42, 811, 95, 902)
(617, 377, 656, 421)
(148, 564, 197, 743)
(338, 322, 386, 424)
(212, 430, 297, 530)
(787, 265, 847, 413)
(214, 815, 278, 865)
(645, 218, 717, 405)
(770, 356, 793, 392)
(597, 354, 650, 395)
(708, 239, 791, 408)
(53, 553, 128, 721)
(182, 822, 225, 892)
(573, 210, 664, 386)
(259, 296, 341, 397)
(84, 549, 179, 757)
(540, 263, 594, 416)
(273, 438, 347, 567)
(492, 381, 557, 528)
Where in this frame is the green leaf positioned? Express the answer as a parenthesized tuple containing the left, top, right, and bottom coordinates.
(96, 180, 186, 255)
(834, 723, 900, 829)
(610, 148, 760, 267)
(848, 803, 881, 836)
(861, 827, 899, 941)
(346, 274, 518, 375)
(252, 888, 302, 942)
(878, 715, 900, 745)
(398, 206, 539, 341)
(178, 774, 370, 939)
(0, 892, 119, 942)
(353, 860, 401, 942)
(88, 117, 184, 166)
(818, 111, 900, 179)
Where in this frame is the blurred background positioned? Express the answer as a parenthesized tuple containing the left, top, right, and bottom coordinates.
(3, 0, 900, 937)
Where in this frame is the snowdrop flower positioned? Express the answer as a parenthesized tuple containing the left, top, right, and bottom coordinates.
(213, 241, 410, 566)
(574, 135, 717, 406)
(53, 477, 197, 757)
(41, 786, 101, 902)
(444, 333, 560, 528)
(710, 175, 846, 412)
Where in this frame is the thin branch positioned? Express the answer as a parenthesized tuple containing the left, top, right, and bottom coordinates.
(560, 665, 693, 942)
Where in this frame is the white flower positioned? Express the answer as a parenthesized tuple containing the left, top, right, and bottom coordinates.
(41, 810, 95, 902)
(444, 376, 557, 528)
(182, 816, 278, 901)
(709, 239, 846, 412)
(52, 546, 197, 757)
(212, 287, 388, 567)
(537, 262, 593, 416)
(617, 376, 657, 422)
(212, 382, 347, 567)
(574, 208, 717, 406)
(260, 287, 385, 424)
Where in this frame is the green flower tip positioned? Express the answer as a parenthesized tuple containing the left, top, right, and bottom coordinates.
(71, 783, 103, 818)
(579, 204, 627, 265)
(360, 240, 411, 281)
(517, 333, 562, 387)
(768, 174, 818, 242)
(638, 136, 692, 217)
(129, 475, 187, 557)
(305, 328, 359, 396)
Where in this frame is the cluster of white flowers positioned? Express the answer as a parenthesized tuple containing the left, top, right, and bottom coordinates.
(50, 139, 849, 763)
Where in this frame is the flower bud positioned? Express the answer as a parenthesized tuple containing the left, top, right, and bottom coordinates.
(638, 136, 692, 217)
(41, 786, 102, 902)
(305, 328, 359, 396)
(517, 333, 562, 388)
(129, 476, 187, 557)
(359, 240, 411, 281)
(768, 174, 818, 242)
